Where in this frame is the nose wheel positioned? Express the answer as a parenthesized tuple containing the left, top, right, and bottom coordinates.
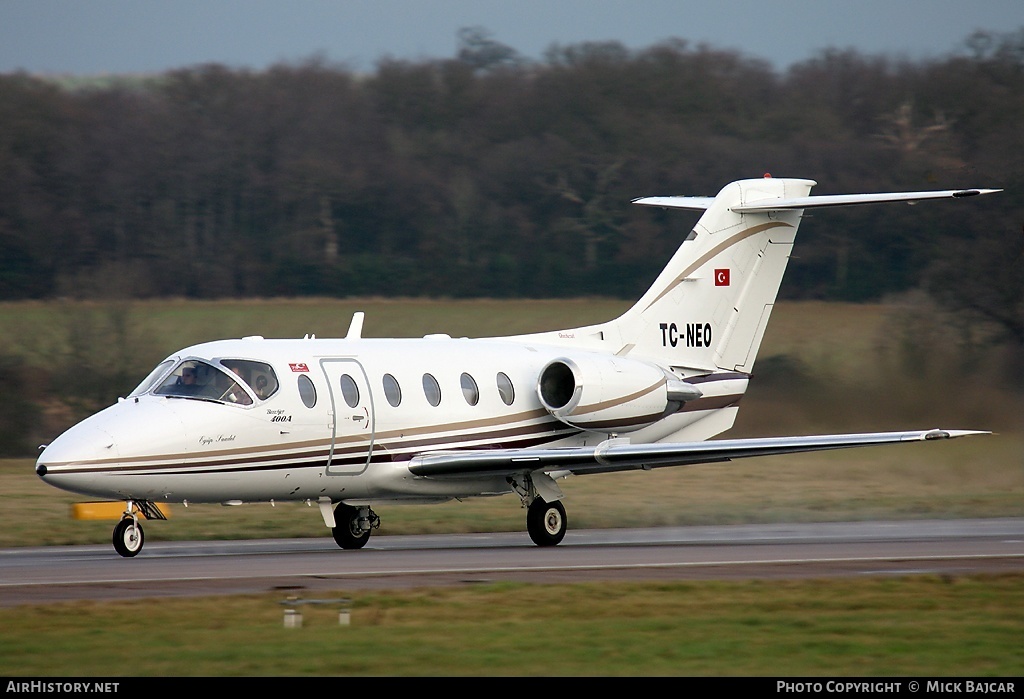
(109, 500, 165, 557)
(113, 517, 145, 557)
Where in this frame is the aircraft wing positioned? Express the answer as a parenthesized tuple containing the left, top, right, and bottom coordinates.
(407, 429, 988, 479)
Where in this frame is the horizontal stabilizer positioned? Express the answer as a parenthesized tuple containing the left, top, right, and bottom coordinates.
(732, 188, 1002, 213)
(631, 195, 716, 211)
(634, 188, 1001, 214)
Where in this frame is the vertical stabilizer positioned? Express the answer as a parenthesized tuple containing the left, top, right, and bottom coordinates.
(616, 177, 815, 373)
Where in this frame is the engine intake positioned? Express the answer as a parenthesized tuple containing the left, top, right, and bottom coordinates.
(537, 354, 694, 433)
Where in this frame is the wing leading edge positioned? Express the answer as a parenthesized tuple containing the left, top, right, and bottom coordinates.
(407, 429, 989, 479)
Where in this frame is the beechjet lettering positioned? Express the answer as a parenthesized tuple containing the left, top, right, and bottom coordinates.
(35, 176, 999, 556)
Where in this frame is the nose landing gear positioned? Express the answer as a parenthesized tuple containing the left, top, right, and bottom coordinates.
(113, 516, 144, 557)
(111, 500, 167, 557)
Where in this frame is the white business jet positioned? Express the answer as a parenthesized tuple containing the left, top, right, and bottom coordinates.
(35, 176, 998, 556)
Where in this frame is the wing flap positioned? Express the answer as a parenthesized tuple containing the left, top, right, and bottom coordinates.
(407, 429, 988, 478)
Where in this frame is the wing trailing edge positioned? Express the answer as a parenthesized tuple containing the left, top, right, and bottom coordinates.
(407, 429, 990, 478)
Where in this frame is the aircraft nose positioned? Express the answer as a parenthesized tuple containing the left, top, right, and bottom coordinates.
(35, 398, 187, 500)
(36, 425, 118, 475)
(34, 423, 122, 500)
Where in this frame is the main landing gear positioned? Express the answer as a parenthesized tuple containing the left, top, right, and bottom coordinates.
(508, 473, 568, 546)
(527, 498, 567, 546)
(111, 500, 167, 557)
(331, 502, 380, 549)
(327, 498, 566, 549)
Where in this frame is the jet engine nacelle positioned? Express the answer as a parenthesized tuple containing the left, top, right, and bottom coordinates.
(537, 354, 691, 433)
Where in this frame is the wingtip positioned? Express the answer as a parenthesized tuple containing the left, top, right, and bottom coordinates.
(951, 188, 1003, 197)
(923, 428, 992, 440)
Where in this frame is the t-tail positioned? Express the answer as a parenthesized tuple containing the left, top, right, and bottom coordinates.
(619, 176, 813, 374)
(567, 176, 1000, 375)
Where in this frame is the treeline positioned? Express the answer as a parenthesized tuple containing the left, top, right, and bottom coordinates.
(1, 28, 1021, 339)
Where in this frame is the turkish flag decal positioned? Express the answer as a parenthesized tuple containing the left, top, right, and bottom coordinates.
(715, 269, 730, 286)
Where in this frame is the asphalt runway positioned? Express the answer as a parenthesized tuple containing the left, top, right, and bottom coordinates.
(2, 518, 1023, 606)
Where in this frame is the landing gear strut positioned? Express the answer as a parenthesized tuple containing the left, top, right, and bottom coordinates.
(110, 500, 166, 557)
(331, 502, 379, 549)
(510, 473, 568, 547)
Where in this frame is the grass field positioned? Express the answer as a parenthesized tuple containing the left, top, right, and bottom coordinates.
(1, 576, 1022, 676)
(1, 298, 1020, 676)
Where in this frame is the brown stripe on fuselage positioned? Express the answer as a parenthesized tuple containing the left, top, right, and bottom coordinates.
(40, 405, 553, 470)
(43, 412, 574, 475)
(679, 394, 743, 412)
(568, 411, 671, 430)
(570, 378, 664, 416)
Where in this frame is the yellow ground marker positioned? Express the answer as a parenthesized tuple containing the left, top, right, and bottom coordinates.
(71, 502, 170, 520)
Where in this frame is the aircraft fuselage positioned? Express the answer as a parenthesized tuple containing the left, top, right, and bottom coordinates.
(36, 335, 744, 506)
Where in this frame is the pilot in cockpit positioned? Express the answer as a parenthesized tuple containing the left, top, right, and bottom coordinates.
(254, 374, 270, 400)
(178, 367, 202, 394)
(224, 367, 251, 403)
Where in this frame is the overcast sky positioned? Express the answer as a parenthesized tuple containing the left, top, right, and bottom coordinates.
(2, 0, 1023, 76)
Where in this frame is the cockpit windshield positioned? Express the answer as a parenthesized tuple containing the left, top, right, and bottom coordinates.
(145, 358, 280, 405)
(153, 360, 253, 404)
(128, 359, 175, 398)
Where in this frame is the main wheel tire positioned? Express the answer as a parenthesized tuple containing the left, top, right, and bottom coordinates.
(527, 499, 567, 546)
(112, 518, 144, 557)
(331, 503, 371, 550)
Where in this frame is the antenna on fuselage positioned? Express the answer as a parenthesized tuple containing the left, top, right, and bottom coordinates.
(346, 312, 365, 340)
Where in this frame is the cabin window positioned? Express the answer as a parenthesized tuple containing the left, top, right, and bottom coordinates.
(220, 359, 279, 400)
(422, 373, 441, 407)
(340, 374, 360, 408)
(460, 372, 479, 406)
(297, 374, 317, 408)
(496, 372, 515, 405)
(129, 359, 175, 397)
(382, 373, 402, 407)
(153, 359, 253, 405)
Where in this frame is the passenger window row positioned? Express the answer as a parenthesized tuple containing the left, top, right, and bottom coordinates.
(298, 371, 516, 409)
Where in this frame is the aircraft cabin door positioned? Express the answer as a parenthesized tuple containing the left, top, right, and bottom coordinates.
(320, 358, 375, 475)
